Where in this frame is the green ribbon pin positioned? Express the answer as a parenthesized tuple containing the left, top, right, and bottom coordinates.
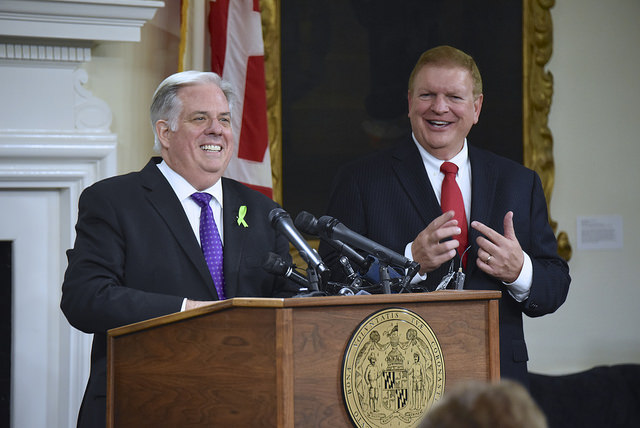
(237, 205, 248, 227)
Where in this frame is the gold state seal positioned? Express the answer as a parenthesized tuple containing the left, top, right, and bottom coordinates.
(342, 308, 445, 427)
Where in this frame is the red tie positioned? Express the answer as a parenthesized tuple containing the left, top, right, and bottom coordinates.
(440, 162, 468, 267)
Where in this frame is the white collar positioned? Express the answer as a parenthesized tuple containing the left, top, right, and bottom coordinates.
(157, 160, 223, 207)
(412, 134, 469, 172)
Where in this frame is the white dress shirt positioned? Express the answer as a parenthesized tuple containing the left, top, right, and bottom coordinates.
(157, 161, 224, 310)
(404, 135, 532, 301)
(157, 161, 224, 244)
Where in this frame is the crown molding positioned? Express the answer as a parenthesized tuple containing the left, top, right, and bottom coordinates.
(0, 43, 92, 62)
(0, 0, 165, 42)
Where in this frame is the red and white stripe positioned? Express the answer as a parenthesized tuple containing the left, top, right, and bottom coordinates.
(180, 0, 273, 198)
(209, 0, 272, 198)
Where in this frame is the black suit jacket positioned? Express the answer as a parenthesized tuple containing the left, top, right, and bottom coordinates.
(319, 140, 570, 386)
(61, 157, 293, 427)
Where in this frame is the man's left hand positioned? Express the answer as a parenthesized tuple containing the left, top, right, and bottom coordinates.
(471, 211, 523, 283)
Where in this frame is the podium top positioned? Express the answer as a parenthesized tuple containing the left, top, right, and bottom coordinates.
(108, 290, 501, 338)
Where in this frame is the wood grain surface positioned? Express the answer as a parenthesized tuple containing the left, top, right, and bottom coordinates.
(107, 291, 500, 427)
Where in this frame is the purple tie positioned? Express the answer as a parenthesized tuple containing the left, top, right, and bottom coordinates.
(191, 192, 226, 300)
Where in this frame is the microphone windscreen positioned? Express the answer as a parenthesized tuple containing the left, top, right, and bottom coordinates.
(262, 252, 288, 275)
(268, 207, 288, 225)
(294, 211, 319, 235)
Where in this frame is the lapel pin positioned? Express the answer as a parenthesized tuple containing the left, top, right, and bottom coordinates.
(237, 205, 249, 228)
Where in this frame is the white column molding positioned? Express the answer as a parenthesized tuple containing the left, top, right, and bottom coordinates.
(0, 1, 163, 427)
(74, 69, 113, 131)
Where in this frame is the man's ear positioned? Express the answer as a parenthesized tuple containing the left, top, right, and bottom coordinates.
(155, 120, 171, 148)
(473, 94, 484, 124)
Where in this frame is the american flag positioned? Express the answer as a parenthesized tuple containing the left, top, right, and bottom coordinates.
(179, 0, 273, 198)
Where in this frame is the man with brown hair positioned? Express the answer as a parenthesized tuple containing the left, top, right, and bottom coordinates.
(320, 45, 570, 387)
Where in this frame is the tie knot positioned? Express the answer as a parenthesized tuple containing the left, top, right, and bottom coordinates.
(440, 161, 458, 176)
(191, 192, 213, 208)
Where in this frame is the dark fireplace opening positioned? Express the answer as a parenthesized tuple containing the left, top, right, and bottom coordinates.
(1, 241, 11, 426)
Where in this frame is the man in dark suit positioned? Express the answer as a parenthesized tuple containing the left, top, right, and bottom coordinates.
(319, 46, 570, 387)
(61, 71, 296, 427)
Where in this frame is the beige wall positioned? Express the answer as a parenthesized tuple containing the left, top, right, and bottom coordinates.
(524, 0, 640, 374)
(84, 0, 640, 375)
(82, 0, 180, 175)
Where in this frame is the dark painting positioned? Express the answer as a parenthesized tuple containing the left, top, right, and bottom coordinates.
(281, 0, 522, 218)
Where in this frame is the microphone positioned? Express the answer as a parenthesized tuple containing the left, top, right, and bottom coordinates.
(295, 211, 372, 272)
(316, 215, 417, 270)
(262, 252, 309, 288)
(293, 210, 321, 234)
(268, 208, 330, 279)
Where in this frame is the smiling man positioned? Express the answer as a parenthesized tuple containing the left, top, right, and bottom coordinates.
(61, 71, 296, 428)
(319, 46, 570, 388)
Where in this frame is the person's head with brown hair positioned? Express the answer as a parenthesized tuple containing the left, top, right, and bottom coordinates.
(407, 45, 484, 160)
(408, 45, 483, 98)
(419, 380, 548, 428)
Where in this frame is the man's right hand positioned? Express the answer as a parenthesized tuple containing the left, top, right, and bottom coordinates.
(411, 211, 460, 274)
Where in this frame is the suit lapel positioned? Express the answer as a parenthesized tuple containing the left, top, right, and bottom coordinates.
(390, 140, 443, 226)
(140, 159, 217, 298)
(220, 178, 248, 298)
(467, 146, 498, 277)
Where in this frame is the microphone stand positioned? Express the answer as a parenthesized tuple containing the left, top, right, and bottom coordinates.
(292, 261, 326, 298)
(379, 262, 392, 294)
(339, 256, 364, 288)
(306, 266, 320, 292)
(299, 251, 321, 292)
(397, 261, 421, 293)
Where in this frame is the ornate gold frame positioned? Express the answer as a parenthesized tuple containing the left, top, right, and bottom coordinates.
(522, 0, 571, 260)
(259, 0, 283, 204)
(261, 0, 571, 260)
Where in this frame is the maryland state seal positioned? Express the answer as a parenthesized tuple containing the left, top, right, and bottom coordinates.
(342, 308, 445, 428)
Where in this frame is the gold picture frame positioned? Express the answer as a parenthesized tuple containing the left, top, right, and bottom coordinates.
(261, 0, 571, 261)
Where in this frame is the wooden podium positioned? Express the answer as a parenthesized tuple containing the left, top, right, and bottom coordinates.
(107, 291, 500, 427)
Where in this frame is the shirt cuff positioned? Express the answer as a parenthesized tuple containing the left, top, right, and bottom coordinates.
(180, 298, 187, 312)
(503, 250, 533, 302)
(405, 241, 427, 284)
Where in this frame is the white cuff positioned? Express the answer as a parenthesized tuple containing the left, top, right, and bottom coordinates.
(405, 241, 427, 284)
(503, 251, 533, 302)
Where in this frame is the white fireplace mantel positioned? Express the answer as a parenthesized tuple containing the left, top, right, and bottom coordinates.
(0, 2, 164, 427)
(0, 0, 165, 42)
